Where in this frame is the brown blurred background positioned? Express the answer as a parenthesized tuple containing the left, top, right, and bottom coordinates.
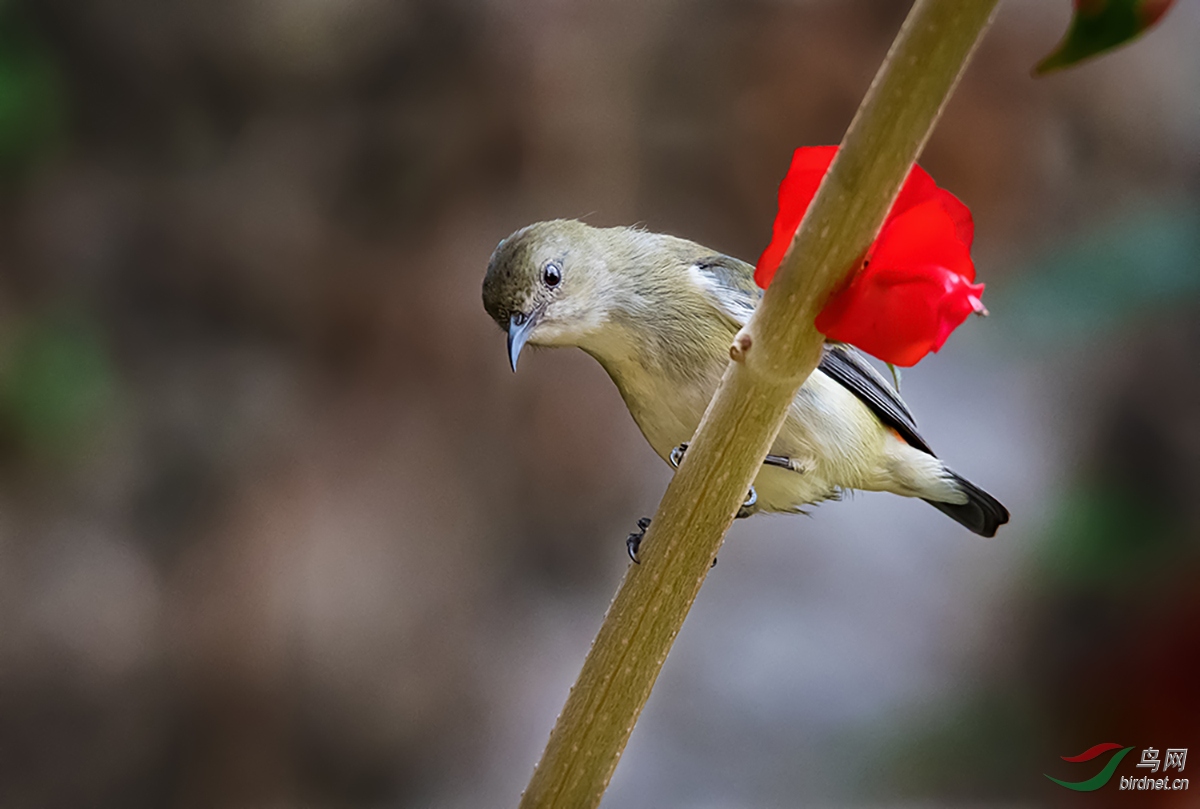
(0, 1, 1197, 807)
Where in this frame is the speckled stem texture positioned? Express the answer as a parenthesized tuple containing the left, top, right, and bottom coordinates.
(518, 2, 999, 807)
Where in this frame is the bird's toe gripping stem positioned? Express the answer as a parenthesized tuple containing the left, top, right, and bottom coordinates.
(669, 442, 761, 518)
(671, 441, 798, 474)
(627, 517, 652, 563)
(635, 440, 787, 562)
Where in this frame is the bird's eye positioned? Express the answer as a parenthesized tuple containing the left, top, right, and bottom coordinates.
(542, 262, 562, 288)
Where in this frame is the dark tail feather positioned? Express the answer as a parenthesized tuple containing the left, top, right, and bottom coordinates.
(923, 472, 1010, 537)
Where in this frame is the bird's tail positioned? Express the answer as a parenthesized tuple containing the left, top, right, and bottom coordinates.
(923, 471, 1009, 537)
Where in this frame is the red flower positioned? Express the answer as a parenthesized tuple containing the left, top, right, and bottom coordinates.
(754, 146, 986, 367)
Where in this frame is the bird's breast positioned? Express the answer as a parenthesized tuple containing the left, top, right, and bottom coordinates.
(595, 355, 723, 463)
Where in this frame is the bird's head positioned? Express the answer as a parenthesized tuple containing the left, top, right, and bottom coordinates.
(482, 219, 619, 371)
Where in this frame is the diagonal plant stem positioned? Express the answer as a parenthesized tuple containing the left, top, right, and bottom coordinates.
(518, 2, 999, 807)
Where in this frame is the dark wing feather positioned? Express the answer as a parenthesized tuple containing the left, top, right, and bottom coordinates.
(818, 344, 935, 456)
(689, 256, 934, 457)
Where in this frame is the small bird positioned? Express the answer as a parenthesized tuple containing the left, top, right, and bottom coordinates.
(482, 220, 1008, 554)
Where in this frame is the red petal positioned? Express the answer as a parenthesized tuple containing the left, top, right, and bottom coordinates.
(755, 148, 973, 289)
(892, 164, 974, 248)
(872, 199, 976, 281)
(785, 144, 840, 179)
(815, 264, 985, 366)
(889, 164, 938, 220)
(754, 146, 838, 288)
(757, 145, 983, 366)
(941, 190, 973, 248)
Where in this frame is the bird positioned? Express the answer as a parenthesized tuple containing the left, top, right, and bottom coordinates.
(481, 219, 1008, 556)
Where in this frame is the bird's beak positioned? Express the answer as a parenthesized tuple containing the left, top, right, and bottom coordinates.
(507, 310, 539, 372)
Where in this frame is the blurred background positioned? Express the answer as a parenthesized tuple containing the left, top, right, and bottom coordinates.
(0, 1, 1197, 807)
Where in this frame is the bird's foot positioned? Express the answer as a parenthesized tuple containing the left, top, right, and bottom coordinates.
(764, 453, 805, 472)
(672, 442, 802, 475)
(628, 515, 720, 568)
(658, 444, 760, 557)
(627, 517, 652, 563)
(737, 486, 758, 519)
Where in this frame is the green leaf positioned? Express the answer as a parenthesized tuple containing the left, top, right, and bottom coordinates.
(885, 362, 902, 391)
(1034, 0, 1175, 75)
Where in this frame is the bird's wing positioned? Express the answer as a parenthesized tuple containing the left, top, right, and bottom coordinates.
(688, 254, 762, 327)
(817, 344, 935, 456)
(689, 254, 934, 456)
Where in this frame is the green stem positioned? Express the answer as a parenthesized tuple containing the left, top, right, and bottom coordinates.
(518, 2, 998, 807)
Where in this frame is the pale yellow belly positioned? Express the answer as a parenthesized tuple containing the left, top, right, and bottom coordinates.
(611, 359, 896, 512)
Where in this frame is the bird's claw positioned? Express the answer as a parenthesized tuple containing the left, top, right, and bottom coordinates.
(657, 449, 759, 552)
(627, 515, 720, 568)
(764, 453, 803, 472)
(627, 517, 652, 563)
(736, 486, 758, 519)
(675, 443, 800, 475)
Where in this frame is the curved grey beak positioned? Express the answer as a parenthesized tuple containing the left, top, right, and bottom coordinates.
(507, 311, 538, 372)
